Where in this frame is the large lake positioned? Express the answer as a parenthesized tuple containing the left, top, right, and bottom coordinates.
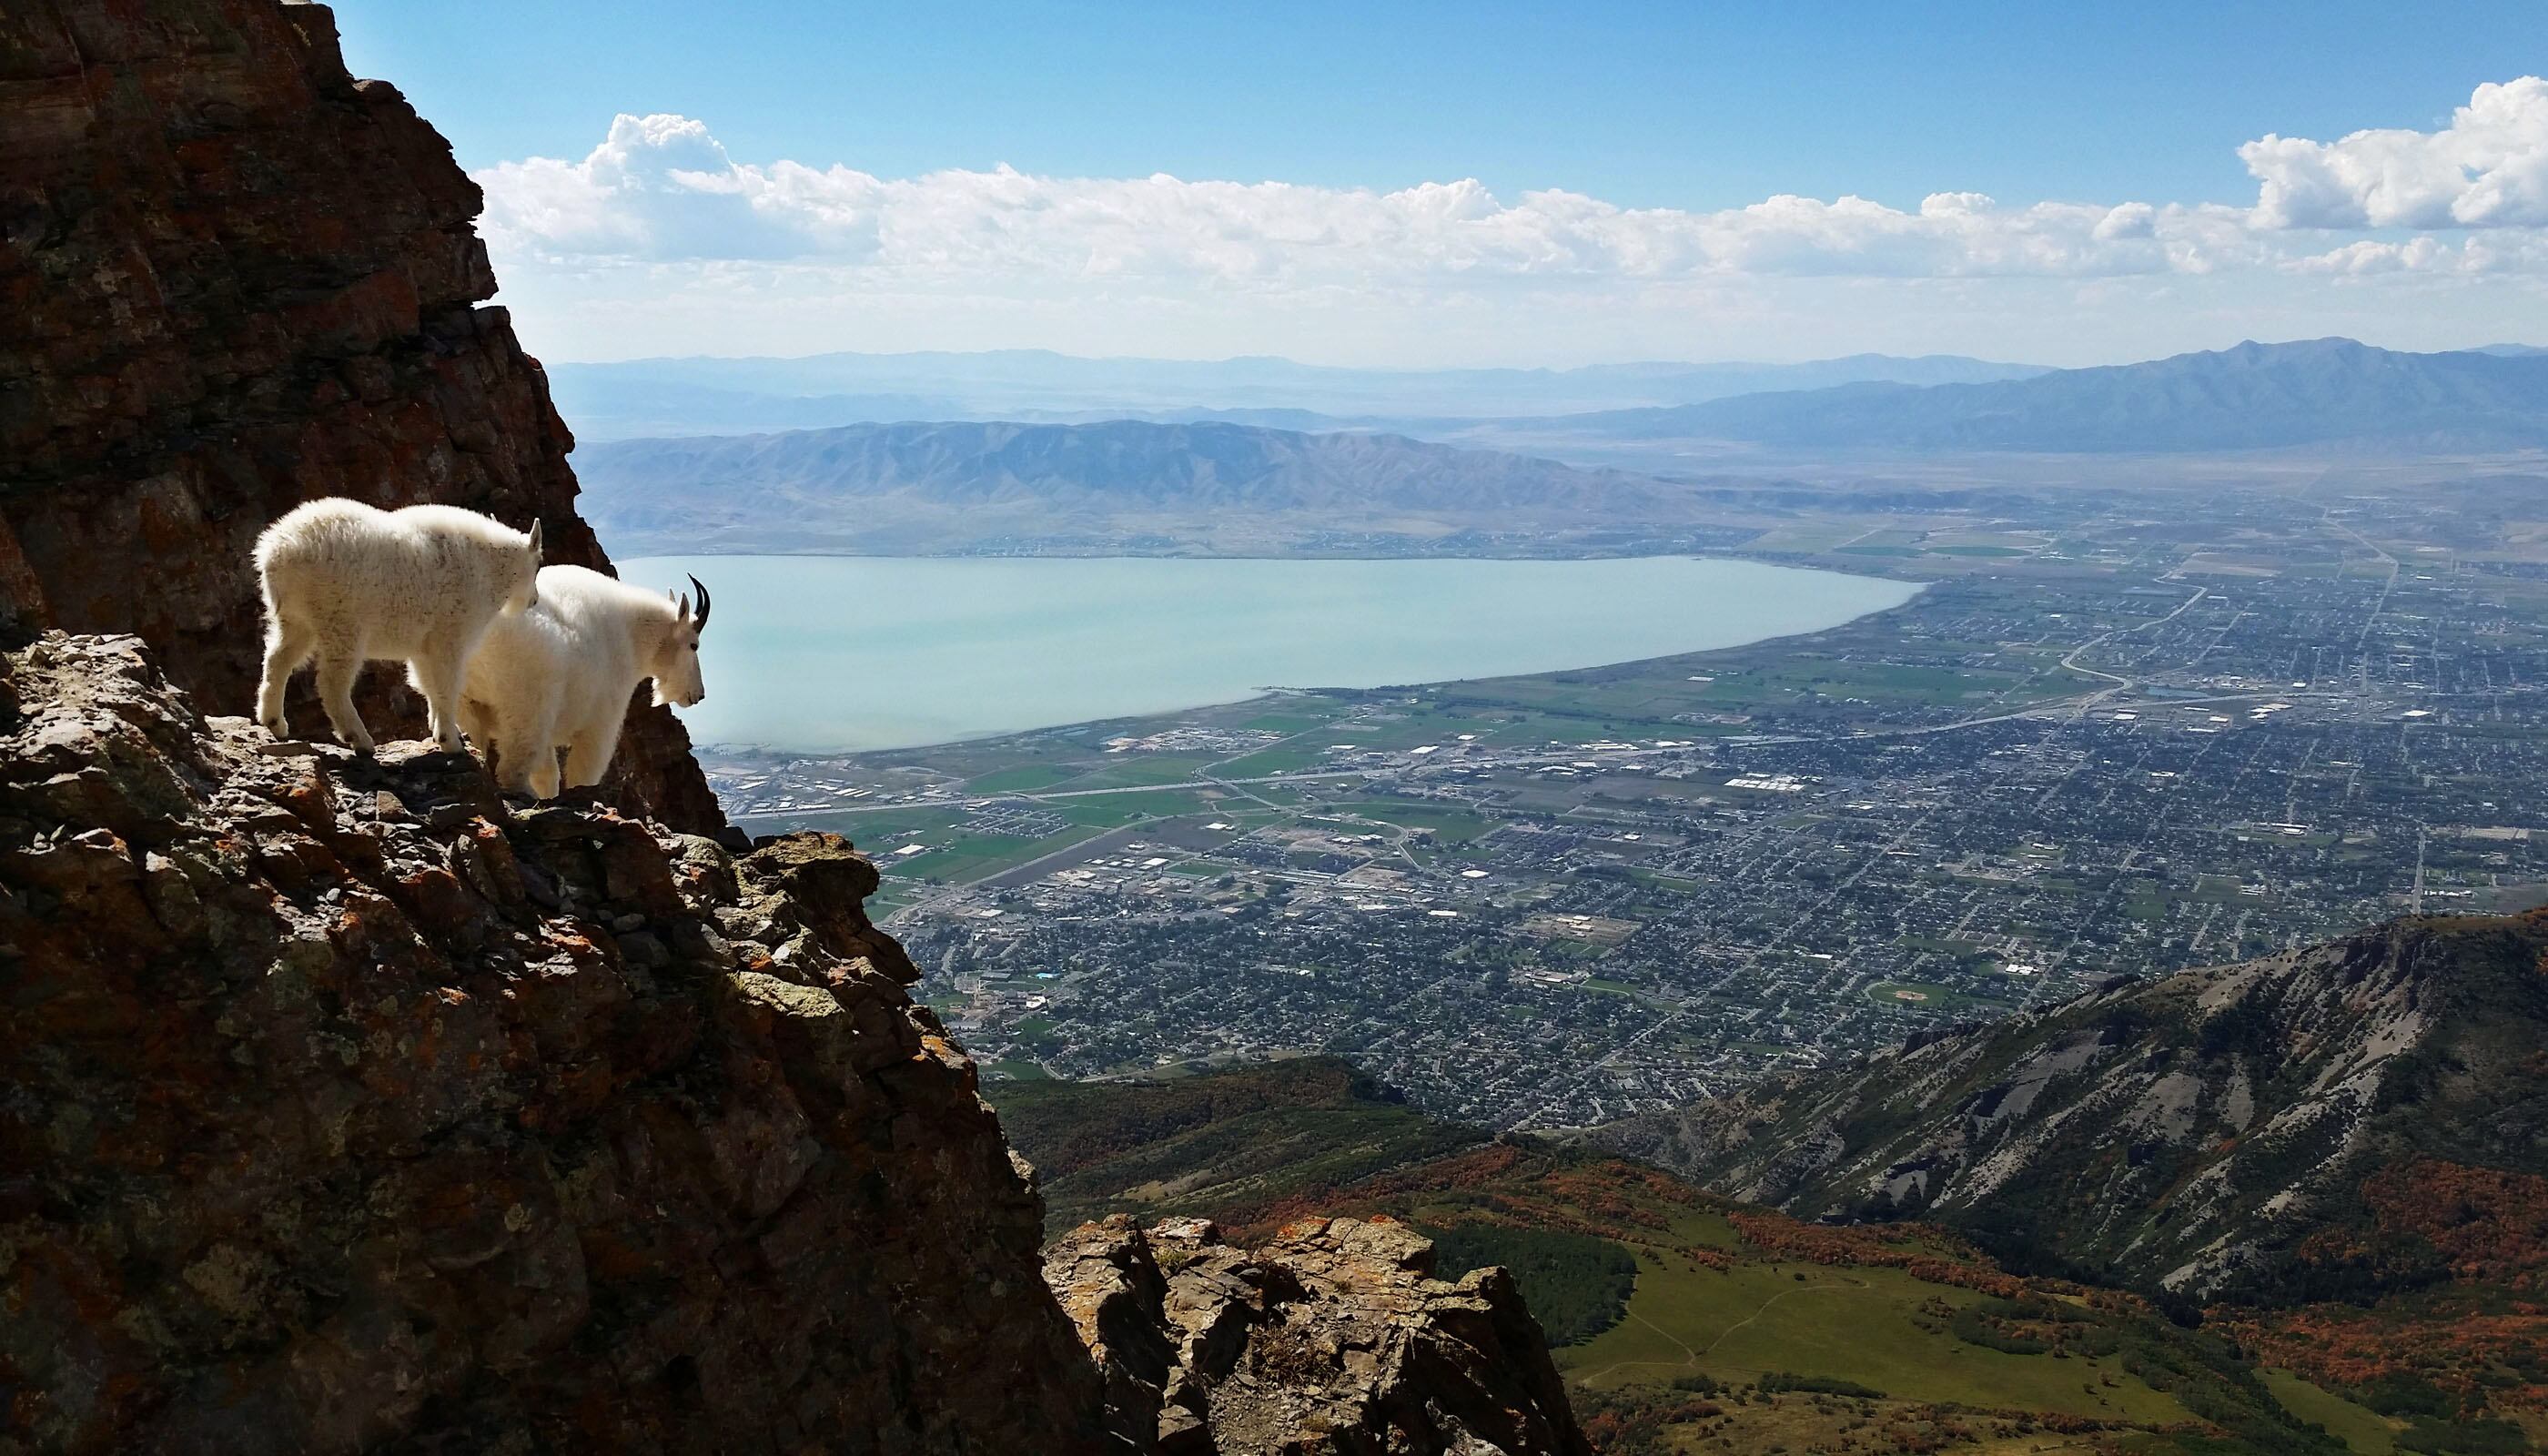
(616, 555, 1920, 753)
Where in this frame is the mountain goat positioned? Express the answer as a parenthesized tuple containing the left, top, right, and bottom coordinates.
(254, 500, 543, 753)
(458, 565, 710, 799)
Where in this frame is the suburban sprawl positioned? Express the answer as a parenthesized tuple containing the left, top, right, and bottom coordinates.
(709, 460, 2548, 1129)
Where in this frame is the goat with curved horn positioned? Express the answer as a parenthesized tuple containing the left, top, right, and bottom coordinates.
(457, 566, 713, 799)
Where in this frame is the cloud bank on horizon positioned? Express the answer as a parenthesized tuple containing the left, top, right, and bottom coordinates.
(474, 79, 2548, 365)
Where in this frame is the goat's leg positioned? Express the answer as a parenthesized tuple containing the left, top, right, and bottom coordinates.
(257, 616, 313, 735)
(529, 730, 563, 800)
(459, 696, 498, 772)
(563, 715, 624, 790)
(495, 701, 561, 799)
(313, 638, 373, 753)
(490, 703, 540, 796)
(410, 647, 467, 753)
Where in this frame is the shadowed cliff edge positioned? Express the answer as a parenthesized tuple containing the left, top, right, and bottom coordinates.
(0, 3, 1591, 1452)
(0, 0, 717, 833)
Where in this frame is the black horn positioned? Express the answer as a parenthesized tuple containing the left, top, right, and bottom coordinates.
(687, 573, 711, 631)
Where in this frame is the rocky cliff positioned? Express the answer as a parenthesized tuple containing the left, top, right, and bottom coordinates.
(0, 0, 716, 832)
(0, 632, 1589, 1453)
(0, 632, 1105, 1451)
(1594, 914, 2548, 1302)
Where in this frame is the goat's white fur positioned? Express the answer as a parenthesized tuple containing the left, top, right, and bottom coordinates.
(458, 565, 707, 799)
(254, 499, 542, 753)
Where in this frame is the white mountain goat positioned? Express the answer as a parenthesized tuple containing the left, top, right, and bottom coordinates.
(457, 565, 710, 799)
(254, 500, 543, 753)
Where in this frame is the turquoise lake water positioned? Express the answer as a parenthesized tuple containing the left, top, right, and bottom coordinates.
(615, 555, 1921, 753)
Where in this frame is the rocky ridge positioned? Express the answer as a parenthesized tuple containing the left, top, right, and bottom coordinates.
(1593, 915, 2548, 1301)
(0, 632, 1105, 1452)
(0, 0, 716, 831)
(1046, 1215, 1590, 1456)
(0, 632, 1589, 1454)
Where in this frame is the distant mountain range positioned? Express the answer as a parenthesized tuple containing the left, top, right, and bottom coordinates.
(546, 349, 2048, 440)
(575, 418, 1694, 554)
(1556, 339, 2548, 452)
(569, 339, 2548, 556)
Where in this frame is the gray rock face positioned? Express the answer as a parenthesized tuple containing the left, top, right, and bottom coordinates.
(1592, 915, 2548, 1299)
(1044, 1215, 1592, 1456)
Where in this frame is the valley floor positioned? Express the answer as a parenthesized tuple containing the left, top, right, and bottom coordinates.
(719, 459, 2548, 1127)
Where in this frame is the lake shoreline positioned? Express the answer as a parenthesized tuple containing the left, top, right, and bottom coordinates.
(623, 553, 1923, 755)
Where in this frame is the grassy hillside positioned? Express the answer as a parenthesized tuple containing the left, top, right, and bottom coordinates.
(986, 1055, 1485, 1233)
(994, 1059, 2401, 1455)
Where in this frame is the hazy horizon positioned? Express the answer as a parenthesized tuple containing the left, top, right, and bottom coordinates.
(541, 335, 2531, 371)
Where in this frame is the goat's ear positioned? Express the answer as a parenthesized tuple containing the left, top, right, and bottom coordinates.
(677, 592, 693, 622)
(527, 519, 543, 555)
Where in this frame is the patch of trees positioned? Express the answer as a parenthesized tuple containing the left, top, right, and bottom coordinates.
(1758, 1371, 1886, 1399)
(1421, 1222, 1636, 1347)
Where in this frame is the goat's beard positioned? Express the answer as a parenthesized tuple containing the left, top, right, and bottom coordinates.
(651, 682, 673, 708)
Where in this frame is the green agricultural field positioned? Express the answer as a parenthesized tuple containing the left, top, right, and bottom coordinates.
(762, 805, 972, 844)
(1050, 753, 1220, 789)
(965, 763, 1083, 794)
(1051, 788, 1215, 825)
(1230, 783, 1318, 805)
(882, 824, 1114, 885)
(1239, 707, 1350, 734)
(1211, 743, 1330, 777)
(1322, 800, 1497, 843)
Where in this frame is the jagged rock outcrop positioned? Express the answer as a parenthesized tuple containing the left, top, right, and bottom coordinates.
(0, 0, 717, 832)
(1593, 915, 2548, 1301)
(1044, 1214, 1591, 1456)
(0, 632, 1107, 1453)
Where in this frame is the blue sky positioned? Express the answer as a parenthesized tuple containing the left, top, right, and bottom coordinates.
(335, 2, 2548, 367)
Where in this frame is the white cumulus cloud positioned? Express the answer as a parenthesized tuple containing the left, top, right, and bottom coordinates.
(466, 92, 2548, 362)
(474, 114, 2240, 284)
(2241, 77, 2548, 228)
